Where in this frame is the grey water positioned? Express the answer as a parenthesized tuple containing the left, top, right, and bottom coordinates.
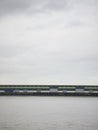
(0, 96, 98, 130)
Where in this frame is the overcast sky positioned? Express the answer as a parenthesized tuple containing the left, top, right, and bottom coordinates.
(0, 0, 98, 85)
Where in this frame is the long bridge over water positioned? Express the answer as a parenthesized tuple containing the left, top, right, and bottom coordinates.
(0, 85, 98, 96)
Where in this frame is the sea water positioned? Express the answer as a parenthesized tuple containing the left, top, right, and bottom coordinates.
(0, 96, 98, 130)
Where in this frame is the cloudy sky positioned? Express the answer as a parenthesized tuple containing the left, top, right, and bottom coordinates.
(0, 0, 98, 85)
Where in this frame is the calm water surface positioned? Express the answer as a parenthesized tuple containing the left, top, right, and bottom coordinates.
(0, 96, 98, 130)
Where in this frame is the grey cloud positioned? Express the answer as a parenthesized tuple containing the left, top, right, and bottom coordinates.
(0, 0, 66, 16)
(0, 0, 31, 16)
(1, 0, 97, 17)
(44, 0, 67, 10)
(0, 0, 47, 17)
(0, 0, 98, 85)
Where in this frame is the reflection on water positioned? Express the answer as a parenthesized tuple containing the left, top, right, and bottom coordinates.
(0, 96, 98, 130)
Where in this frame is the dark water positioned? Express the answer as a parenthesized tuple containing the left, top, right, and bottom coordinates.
(0, 96, 98, 130)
